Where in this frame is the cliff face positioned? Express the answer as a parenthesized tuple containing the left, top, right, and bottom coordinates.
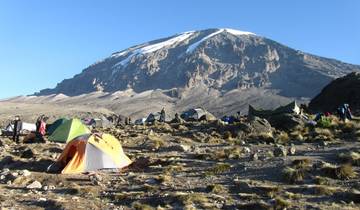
(36, 28, 360, 99)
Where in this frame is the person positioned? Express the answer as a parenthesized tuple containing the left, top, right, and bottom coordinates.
(128, 117, 132, 125)
(12, 115, 22, 143)
(337, 103, 352, 121)
(160, 108, 166, 122)
(37, 117, 48, 142)
(344, 104, 353, 120)
(35, 115, 45, 132)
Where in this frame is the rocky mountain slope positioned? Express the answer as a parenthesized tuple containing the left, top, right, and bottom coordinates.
(4, 28, 359, 119)
(37, 28, 360, 99)
(309, 72, 360, 113)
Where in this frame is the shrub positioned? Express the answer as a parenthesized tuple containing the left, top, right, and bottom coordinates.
(317, 117, 332, 128)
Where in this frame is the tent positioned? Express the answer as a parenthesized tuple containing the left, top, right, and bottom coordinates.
(47, 118, 68, 135)
(248, 101, 301, 118)
(48, 118, 91, 143)
(2, 122, 36, 136)
(93, 116, 113, 128)
(181, 108, 216, 121)
(55, 133, 132, 174)
(135, 118, 147, 125)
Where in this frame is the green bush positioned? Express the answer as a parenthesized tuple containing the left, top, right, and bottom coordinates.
(317, 117, 332, 128)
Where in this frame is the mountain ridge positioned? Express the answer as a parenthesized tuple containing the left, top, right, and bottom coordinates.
(36, 28, 360, 98)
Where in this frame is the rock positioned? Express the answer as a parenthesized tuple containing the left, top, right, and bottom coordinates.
(20, 170, 31, 177)
(26, 181, 42, 189)
(146, 178, 158, 185)
(171, 144, 191, 152)
(21, 148, 35, 158)
(10, 172, 19, 178)
(1, 168, 10, 175)
(274, 146, 287, 157)
(247, 117, 273, 135)
(320, 141, 328, 147)
(288, 145, 296, 155)
(250, 153, 259, 161)
(268, 113, 305, 131)
(243, 147, 251, 153)
(238, 140, 246, 146)
(42, 185, 49, 191)
(90, 174, 103, 185)
(38, 198, 47, 202)
(0, 175, 5, 180)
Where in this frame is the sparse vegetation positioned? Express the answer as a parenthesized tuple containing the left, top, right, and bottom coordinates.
(282, 167, 306, 184)
(321, 163, 357, 180)
(338, 151, 360, 166)
(132, 201, 155, 210)
(206, 184, 227, 194)
(205, 163, 231, 176)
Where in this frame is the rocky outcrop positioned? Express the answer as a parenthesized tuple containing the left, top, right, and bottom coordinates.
(309, 72, 360, 113)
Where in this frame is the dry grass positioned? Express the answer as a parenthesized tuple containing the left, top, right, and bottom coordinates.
(206, 184, 228, 194)
(275, 132, 289, 144)
(313, 185, 336, 195)
(321, 163, 357, 180)
(314, 176, 330, 185)
(175, 192, 209, 206)
(338, 151, 360, 166)
(223, 131, 233, 140)
(146, 135, 166, 150)
(274, 197, 291, 209)
(132, 201, 155, 210)
(237, 201, 272, 210)
(156, 174, 172, 184)
(292, 158, 312, 169)
(247, 132, 274, 144)
(163, 164, 185, 174)
(282, 167, 305, 184)
(205, 163, 232, 176)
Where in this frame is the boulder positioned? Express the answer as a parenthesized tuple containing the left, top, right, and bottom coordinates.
(170, 144, 191, 152)
(26, 181, 42, 189)
(246, 117, 273, 135)
(268, 113, 305, 131)
(21, 148, 35, 159)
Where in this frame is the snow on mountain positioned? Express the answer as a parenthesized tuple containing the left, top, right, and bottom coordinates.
(113, 31, 194, 69)
(36, 27, 360, 103)
(224, 28, 255, 36)
(186, 29, 224, 53)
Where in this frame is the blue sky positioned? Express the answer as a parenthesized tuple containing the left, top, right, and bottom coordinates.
(0, 0, 359, 98)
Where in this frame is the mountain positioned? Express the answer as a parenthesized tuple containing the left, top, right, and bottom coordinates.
(10, 28, 359, 118)
(37, 28, 360, 98)
(309, 72, 360, 114)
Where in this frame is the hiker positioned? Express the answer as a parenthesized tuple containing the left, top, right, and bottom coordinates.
(174, 113, 180, 121)
(236, 111, 241, 119)
(160, 108, 165, 122)
(12, 115, 22, 143)
(128, 117, 132, 125)
(337, 103, 352, 121)
(36, 116, 48, 142)
(35, 115, 45, 132)
(171, 113, 184, 124)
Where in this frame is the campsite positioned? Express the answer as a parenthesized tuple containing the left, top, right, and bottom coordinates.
(0, 101, 360, 209)
(1, 1, 360, 209)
